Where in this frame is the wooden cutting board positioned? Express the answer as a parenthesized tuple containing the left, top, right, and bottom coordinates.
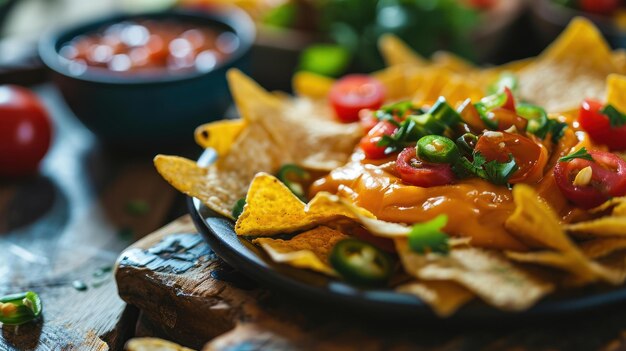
(115, 215, 626, 351)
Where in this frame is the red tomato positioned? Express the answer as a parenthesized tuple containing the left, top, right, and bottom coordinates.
(475, 131, 543, 183)
(491, 108, 528, 132)
(579, 0, 620, 14)
(395, 147, 455, 187)
(554, 151, 626, 209)
(458, 98, 487, 131)
(578, 99, 626, 151)
(358, 109, 379, 132)
(466, 0, 496, 9)
(0, 85, 52, 177)
(329, 75, 386, 123)
(359, 121, 397, 159)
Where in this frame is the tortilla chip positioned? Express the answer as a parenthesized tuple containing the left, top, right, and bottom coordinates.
(518, 17, 618, 112)
(580, 238, 626, 259)
(126, 337, 194, 351)
(589, 197, 626, 216)
(606, 74, 626, 114)
(235, 177, 371, 236)
(292, 71, 335, 100)
(194, 119, 246, 155)
(505, 184, 576, 251)
(396, 280, 474, 317)
(253, 226, 348, 276)
(613, 49, 626, 74)
(396, 240, 553, 311)
(431, 51, 477, 74)
(409, 67, 483, 106)
(566, 217, 626, 238)
(229, 69, 363, 171)
(372, 65, 410, 101)
(378, 34, 427, 67)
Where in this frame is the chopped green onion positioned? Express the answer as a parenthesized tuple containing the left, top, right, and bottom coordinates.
(417, 135, 460, 164)
(0, 291, 42, 326)
(408, 215, 449, 254)
(329, 239, 393, 286)
(276, 164, 310, 202)
(488, 72, 519, 96)
(601, 104, 626, 128)
(455, 133, 478, 156)
(378, 97, 461, 154)
(558, 147, 594, 163)
(232, 198, 246, 219)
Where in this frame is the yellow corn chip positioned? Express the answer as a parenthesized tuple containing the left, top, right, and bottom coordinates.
(613, 49, 626, 74)
(371, 65, 410, 101)
(228, 69, 363, 171)
(292, 71, 335, 100)
(518, 18, 618, 112)
(396, 280, 474, 317)
(194, 119, 246, 155)
(431, 51, 476, 74)
(566, 217, 626, 238)
(589, 197, 626, 216)
(378, 34, 427, 67)
(606, 74, 626, 114)
(235, 176, 372, 236)
(505, 184, 575, 251)
(253, 226, 348, 276)
(396, 240, 553, 311)
(580, 238, 626, 259)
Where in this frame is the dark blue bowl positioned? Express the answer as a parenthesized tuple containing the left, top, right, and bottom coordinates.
(38, 8, 255, 145)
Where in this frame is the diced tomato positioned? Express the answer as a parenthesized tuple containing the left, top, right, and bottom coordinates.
(579, 0, 620, 15)
(359, 121, 397, 159)
(578, 99, 626, 151)
(554, 151, 626, 209)
(458, 98, 487, 132)
(490, 108, 528, 132)
(329, 75, 386, 123)
(395, 147, 455, 187)
(475, 131, 543, 183)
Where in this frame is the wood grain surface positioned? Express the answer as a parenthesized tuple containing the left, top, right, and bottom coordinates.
(0, 85, 182, 350)
(115, 215, 626, 351)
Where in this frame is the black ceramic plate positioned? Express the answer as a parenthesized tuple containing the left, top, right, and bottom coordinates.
(188, 150, 626, 322)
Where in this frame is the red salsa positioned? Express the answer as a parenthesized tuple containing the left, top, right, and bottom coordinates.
(59, 19, 239, 76)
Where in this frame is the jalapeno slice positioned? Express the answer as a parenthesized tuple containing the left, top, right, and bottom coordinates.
(408, 215, 449, 254)
(330, 239, 393, 286)
(0, 291, 42, 326)
(516, 103, 548, 135)
(417, 135, 460, 164)
(276, 164, 310, 202)
(456, 133, 478, 156)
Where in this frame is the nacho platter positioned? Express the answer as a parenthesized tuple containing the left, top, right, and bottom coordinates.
(158, 18, 626, 320)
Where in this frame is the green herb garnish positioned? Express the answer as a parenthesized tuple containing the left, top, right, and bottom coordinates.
(558, 147, 594, 163)
(232, 198, 246, 220)
(408, 215, 449, 254)
(458, 152, 519, 186)
(0, 291, 42, 326)
(601, 104, 626, 128)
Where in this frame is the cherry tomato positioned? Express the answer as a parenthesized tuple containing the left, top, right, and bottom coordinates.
(0, 85, 52, 177)
(554, 151, 626, 209)
(475, 131, 543, 183)
(359, 121, 397, 159)
(329, 75, 386, 123)
(578, 99, 626, 151)
(358, 109, 379, 133)
(395, 147, 455, 187)
(579, 0, 620, 15)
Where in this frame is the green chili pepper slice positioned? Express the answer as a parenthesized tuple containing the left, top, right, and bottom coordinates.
(276, 164, 310, 202)
(330, 239, 393, 286)
(455, 133, 478, 156)
(417, 135, 460, 164)
(488, 72, 519, 96)
(408, 215, 449, 254)
(0, 291, 42, 326)
(474, 92, 506, 130)
(232, 198, 246, 219)
(516, 103, 548, 135)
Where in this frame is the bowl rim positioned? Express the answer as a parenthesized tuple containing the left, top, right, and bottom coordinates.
(38, 7, 255, 85)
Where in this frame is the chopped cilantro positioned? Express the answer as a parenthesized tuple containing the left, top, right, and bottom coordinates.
(232, 198, 246, 219)
(408, 215, 449, 255)
(601, 104, 626, 128)
(457, 151, 519, 186)
(558, 147, 594, 163)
